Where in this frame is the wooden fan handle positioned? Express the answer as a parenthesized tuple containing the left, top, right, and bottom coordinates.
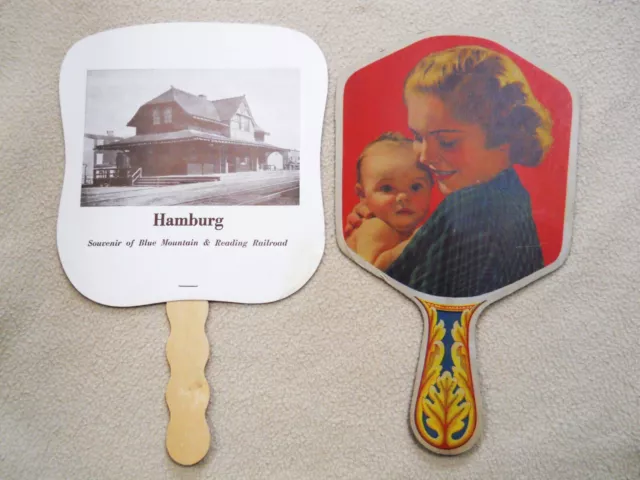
(165, 300, 210, 465)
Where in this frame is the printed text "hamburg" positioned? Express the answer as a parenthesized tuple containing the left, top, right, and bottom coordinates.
(154, 213, 224, 230)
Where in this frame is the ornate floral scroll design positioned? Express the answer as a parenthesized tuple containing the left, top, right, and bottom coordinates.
(449, 308, 476, 448)
(415, 301, 478, 450)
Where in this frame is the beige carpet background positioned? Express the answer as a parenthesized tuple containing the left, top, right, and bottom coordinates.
(1, 1, 639, 478)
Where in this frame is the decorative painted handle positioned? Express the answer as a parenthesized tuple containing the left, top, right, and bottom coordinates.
(165, 300, 210, 465)
(410, 299, 484, 455)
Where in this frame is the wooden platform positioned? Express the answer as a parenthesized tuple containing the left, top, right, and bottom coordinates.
(81, 170, 300, 207)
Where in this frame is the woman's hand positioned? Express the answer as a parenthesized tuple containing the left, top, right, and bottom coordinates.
(344, 201, 374, 238)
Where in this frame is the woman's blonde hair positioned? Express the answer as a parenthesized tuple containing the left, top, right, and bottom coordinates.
(404, 46, 553, 167)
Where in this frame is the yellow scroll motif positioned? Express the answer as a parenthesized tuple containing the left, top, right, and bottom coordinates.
(450, 308, 476, 448)
(415, 301, 478, 450)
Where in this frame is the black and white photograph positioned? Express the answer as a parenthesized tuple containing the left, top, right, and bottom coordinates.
(81, 69, 301, 206)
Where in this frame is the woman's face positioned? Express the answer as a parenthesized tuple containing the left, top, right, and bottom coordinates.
(406, 92, 510, 196)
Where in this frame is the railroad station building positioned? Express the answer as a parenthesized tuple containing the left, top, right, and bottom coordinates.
(91, 87, 291, 186)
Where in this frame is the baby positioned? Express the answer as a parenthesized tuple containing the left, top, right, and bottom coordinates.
(346, 132, 432, 270)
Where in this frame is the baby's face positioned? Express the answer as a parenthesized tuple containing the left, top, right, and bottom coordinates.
(358, 143, 432, 234)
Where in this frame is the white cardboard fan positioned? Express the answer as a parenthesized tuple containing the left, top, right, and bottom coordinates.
(58, 23, 327, 465)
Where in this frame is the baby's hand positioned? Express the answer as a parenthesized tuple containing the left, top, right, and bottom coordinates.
(344, 202, 373, 238)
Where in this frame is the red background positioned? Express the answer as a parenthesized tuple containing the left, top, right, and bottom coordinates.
(341, 35, 573, 266)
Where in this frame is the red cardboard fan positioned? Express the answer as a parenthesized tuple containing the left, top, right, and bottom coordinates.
(336, 32, 578, 454)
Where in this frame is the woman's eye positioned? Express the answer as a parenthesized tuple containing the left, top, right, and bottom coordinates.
(380, 185, 393, 193)
(439, 139, 458, 149)
(411, 183, 423, 192)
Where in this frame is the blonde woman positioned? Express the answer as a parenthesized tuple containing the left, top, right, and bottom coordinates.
(347, 46, 554, 297)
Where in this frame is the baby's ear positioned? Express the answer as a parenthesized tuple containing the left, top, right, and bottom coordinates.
(355, 183, 365, 198)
